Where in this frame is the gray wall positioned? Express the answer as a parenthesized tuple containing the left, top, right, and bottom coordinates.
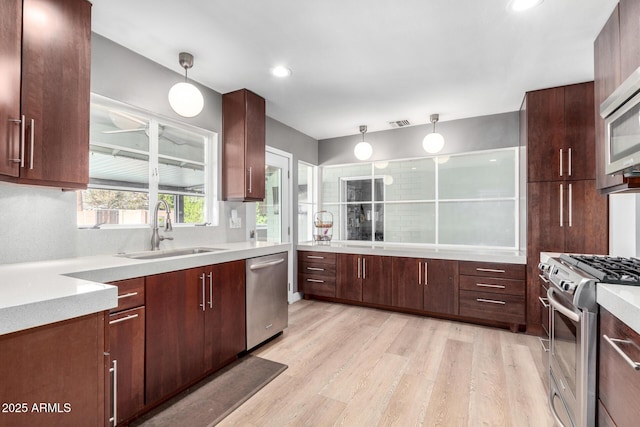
(318, 112, 519, 165)
(0, 34, 317, 265)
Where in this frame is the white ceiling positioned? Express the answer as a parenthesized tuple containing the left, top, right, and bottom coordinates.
(91, 0, 618, 140)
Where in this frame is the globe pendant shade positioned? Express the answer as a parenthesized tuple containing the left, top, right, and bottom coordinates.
(354, 141, 373, 160)
(422, 132, 445, 154)
(168, 82, 204, 118)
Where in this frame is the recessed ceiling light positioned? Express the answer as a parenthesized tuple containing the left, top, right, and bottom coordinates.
(508, 0, 543, 11)
(271, 66, 292, 77)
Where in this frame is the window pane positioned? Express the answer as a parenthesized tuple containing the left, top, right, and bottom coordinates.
(298, 163, 313, 204)
(439, 200, 516, 247)
(89, 104, 150, 188)
(377, 158, 436, 201)
(158, 193, 205, 224)
(158, 123, 205, 195)
(439, 150, 516, 199)
(322, 164, 371, 203)
(77, 189, 149, 227)
(384, 202, 436, 243)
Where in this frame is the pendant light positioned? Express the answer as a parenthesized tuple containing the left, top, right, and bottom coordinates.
(168, 52, 204, 118)
(422, 113, 445, 154)
(354, 125, 373, 161)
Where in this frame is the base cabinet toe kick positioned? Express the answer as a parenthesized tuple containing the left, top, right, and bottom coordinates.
(298, 250, 526, 332)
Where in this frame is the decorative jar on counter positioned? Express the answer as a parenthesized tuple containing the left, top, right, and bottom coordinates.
(313, 211, 333, 244)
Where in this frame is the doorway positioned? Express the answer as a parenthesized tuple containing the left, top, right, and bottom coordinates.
(254, 148, 297, 302)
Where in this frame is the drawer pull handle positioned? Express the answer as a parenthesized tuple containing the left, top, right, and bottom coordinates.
(307, 267, 325, 271)
(538, 274, 550, 284)
(476, 298, 506, 305)
(476, 268, 506, 274)
(538, 296, 550, 308)
(109, 313, 139, 325)
(307, 278, 325, 283)
(307, 255, 325, 259)
(539, 337, 550, 353)
(476, 283, 505, 289)
(603, 335, 640, 371)
(117, 291, 138, 299)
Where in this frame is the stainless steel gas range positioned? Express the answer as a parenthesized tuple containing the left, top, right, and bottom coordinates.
(539, 254, 640, 427)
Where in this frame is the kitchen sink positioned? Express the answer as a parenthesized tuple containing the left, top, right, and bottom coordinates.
(119, 247, 225, 260)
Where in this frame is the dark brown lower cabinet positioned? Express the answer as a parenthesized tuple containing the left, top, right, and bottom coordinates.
(392, 257, 458, 315)
(108, 307, 145, 425)
(0, 313, 106, 427)
(145, 261, 246, 406)
(336, 253, 392, 305)
(205, 260, 246, 372)
(599, 307, 640, 427)
(336, 253, 363, 301)
(145, 267, 205, 405)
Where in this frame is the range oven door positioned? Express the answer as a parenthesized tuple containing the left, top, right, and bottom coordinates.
(548, 287, 579, 426)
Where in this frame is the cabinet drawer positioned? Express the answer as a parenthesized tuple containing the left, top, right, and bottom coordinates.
(110, 277, 145, 313)
(599, 308, 640, 427)
(459, 275, 524, 297)
(298, 251, 336, 265)
(459, 290, 525, 324)
(459, 261, 525, 280)
(299, 274, 336, 297)
(300, 261, 336, 278)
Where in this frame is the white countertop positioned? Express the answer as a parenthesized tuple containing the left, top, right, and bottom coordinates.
(297, 242, 526, 264)
(597, 284, 640, 335)
(0, 241, 291, 336)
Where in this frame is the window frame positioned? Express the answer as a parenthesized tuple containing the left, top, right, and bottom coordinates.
(320, 147, 520, 250)
(78, 94, 218, 229)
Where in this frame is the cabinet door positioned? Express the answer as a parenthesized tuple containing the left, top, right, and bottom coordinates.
(336, 253, 363, 301)
(0, 0, 21, 177)
(20, 0, 91, 188)
(362, 255, 392, 306)
(526, 87, 565, 182)
(564, 82, 595, 181)
(245, 90, 266, 201)
(599, 307, 640, 427)
(222, 89, 265, 201)
(563, 180, 608, 254)
(595, 6, 623, 190)
(391, 257, 423, 310)
(109, 307, 145, 425)
(620, 0, 640, 82)
(0, 313, 105, 427)
(204, 260, 246, 372)
(145, 268, 205, 404)
(424, 259, 458, 315)
(526, 181, 564, 333)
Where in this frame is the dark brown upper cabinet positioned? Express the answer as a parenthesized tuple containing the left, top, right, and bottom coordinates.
(222, 88, 266, 201)
(0, 0, 91, 189)
(525, 82, 595, 183)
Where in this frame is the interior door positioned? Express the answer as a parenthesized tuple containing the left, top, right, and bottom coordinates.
(256, 150, 290, 244)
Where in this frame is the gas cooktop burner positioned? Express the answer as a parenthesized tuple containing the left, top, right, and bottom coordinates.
(560, 254, 640, 285)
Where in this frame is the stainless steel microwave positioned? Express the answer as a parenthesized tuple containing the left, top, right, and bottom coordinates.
(601, 67, 640, 176)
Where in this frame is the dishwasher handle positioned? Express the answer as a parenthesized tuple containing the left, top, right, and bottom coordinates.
(249, 258, 285, 271)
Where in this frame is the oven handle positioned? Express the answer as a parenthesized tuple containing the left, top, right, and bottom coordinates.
(547, 288, 580, 322)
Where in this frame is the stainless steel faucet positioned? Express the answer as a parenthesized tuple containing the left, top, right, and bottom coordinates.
(151, 200, 173, 250)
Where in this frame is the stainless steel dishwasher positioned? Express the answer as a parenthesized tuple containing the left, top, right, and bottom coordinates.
(246, 252, 288, 349)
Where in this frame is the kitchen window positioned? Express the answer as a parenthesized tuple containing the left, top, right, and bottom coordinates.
(320, 147, 518, 249)
(77, 95, 217, 228)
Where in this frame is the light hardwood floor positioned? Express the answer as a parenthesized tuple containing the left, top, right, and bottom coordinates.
(220, 299, 554, 427)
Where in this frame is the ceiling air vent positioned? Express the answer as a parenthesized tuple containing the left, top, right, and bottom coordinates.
(388, 119, 411, 128)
